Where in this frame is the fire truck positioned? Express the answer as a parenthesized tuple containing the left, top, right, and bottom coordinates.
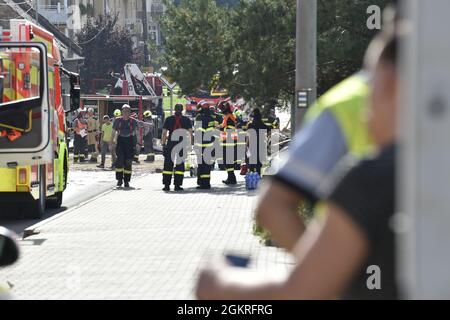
(0, 20, 80, 218)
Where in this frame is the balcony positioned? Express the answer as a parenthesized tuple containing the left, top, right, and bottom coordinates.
(37, 4, 69, 25)
(150, 3, 164, 16)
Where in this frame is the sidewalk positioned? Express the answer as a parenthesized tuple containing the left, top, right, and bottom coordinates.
(1, 171, 293, 300)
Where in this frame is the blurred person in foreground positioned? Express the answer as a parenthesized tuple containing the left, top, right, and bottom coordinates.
(196, 24, 402, 300)
(252, 4, 397, 255)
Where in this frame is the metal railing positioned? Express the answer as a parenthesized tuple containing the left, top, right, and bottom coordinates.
(37, 4, 68, 24)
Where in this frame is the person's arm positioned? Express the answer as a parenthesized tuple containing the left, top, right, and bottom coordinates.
(110, 120, 118, 144)
(161, 129, 168, 146)
(255, 181, 306, 252)
(188, 128, 193, 146)
(196, 204, 368, 300)
(256, 111, 348, 253)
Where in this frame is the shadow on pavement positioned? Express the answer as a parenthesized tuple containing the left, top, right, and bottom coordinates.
(0, 206, 68, 237)
(165, 183, 260, 197)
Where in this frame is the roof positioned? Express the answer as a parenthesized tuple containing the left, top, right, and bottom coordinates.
(0, 0, 83, 57)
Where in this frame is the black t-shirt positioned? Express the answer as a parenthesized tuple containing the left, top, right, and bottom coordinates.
(163, 114, 192, 142)
(324, 144, 397, 300)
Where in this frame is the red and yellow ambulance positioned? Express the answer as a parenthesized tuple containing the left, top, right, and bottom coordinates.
(0, 20, 79, 218)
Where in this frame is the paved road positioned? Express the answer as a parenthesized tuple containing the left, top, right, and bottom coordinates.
(0, 153, 164, 236)
(0, 170, 116, 236)
(1, 171, 293, 300)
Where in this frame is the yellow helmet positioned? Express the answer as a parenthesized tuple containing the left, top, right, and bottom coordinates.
(143, 110, 153, 118)
(114, 109, 122, 117)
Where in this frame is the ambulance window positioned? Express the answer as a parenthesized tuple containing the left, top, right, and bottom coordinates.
(0, 46, 43, 149)
(0, 47, 41, 104)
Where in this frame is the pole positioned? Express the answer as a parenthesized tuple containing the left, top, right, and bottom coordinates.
(294, 0, 317, 132)
(35, 0, 39, 24)
(142, 0, 150, 69)
(170, 89, 173, 115)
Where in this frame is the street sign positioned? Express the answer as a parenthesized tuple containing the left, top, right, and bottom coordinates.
(297, 89, 312, 109)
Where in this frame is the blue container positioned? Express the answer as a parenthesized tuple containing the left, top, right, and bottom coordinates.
(246, 172, 261, 191)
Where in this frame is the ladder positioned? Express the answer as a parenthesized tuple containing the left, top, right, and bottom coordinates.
(124, 63, 157, 97)
(2, 0, 36, 22)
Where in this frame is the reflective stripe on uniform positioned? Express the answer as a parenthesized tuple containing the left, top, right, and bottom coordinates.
(196, 127, 215, 133)
(196, 143, 214, 148)
(163, 171, 173, 175)
(124, 170, 132, 175)
(200, 175, 210, 179)
(116, 168, 124, 173)
(175, 171, 185, 175)
(226, 168, 235, 172)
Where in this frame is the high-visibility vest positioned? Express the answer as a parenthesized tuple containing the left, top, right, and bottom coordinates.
(220, 115, 238, 142)
(304, 73, 374, 158)
(75, 119, 87, 135)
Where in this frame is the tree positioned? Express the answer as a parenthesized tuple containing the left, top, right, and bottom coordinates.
(160, 0, 394, 104)
(317, 0, 392, 94)
(160, 0, 229, 95)
(77, 14, 134, 94)
(223, 0, 296, 106)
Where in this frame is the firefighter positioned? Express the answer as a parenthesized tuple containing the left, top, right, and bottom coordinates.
(110, 109, 122, 168)
(87, 108, 99, 163)
(246, 108, 270, 175)
(111, 104, 138, 188)
(131, 112, 141, 164)
(161, 104, 193, 192)
(73, 111, 88, 163)
(143, 110, 155, 162)
(218, 101, 238, 185)
(234, 107, 247, 170)
(262, 107, 280, 130)
(194, 102, 216, 190)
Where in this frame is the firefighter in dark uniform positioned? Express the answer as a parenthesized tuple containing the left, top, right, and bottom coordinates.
(218, 101, 238, 185)
(161, 104, 193, 192)
(263, 108, 280, 130)
(111, 104, 138, 188)
(194, 102, 216, 190)
(234, 108, 247, 170)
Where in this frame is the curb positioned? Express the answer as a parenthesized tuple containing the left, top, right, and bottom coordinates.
(22, 172, 153, 239)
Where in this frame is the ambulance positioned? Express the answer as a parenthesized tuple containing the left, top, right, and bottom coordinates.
(0, 20, 80, 218)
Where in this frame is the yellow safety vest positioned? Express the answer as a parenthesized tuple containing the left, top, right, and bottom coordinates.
(305, 73, 374, 158)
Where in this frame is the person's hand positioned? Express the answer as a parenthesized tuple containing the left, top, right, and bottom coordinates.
(196, 261, 230, 300)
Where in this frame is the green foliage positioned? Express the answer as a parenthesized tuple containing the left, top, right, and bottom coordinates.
(79, 3, 95, 17)
(161, 0, 394, 103)
(224, 0, 296, 105)
(160, 0, 229, 95)
(317, 0, 391, 94)
(77, 14, 134, 93)
(253, 202, 314, 247)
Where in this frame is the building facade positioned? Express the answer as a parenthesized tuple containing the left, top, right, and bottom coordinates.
(36, 0, 166, 48)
